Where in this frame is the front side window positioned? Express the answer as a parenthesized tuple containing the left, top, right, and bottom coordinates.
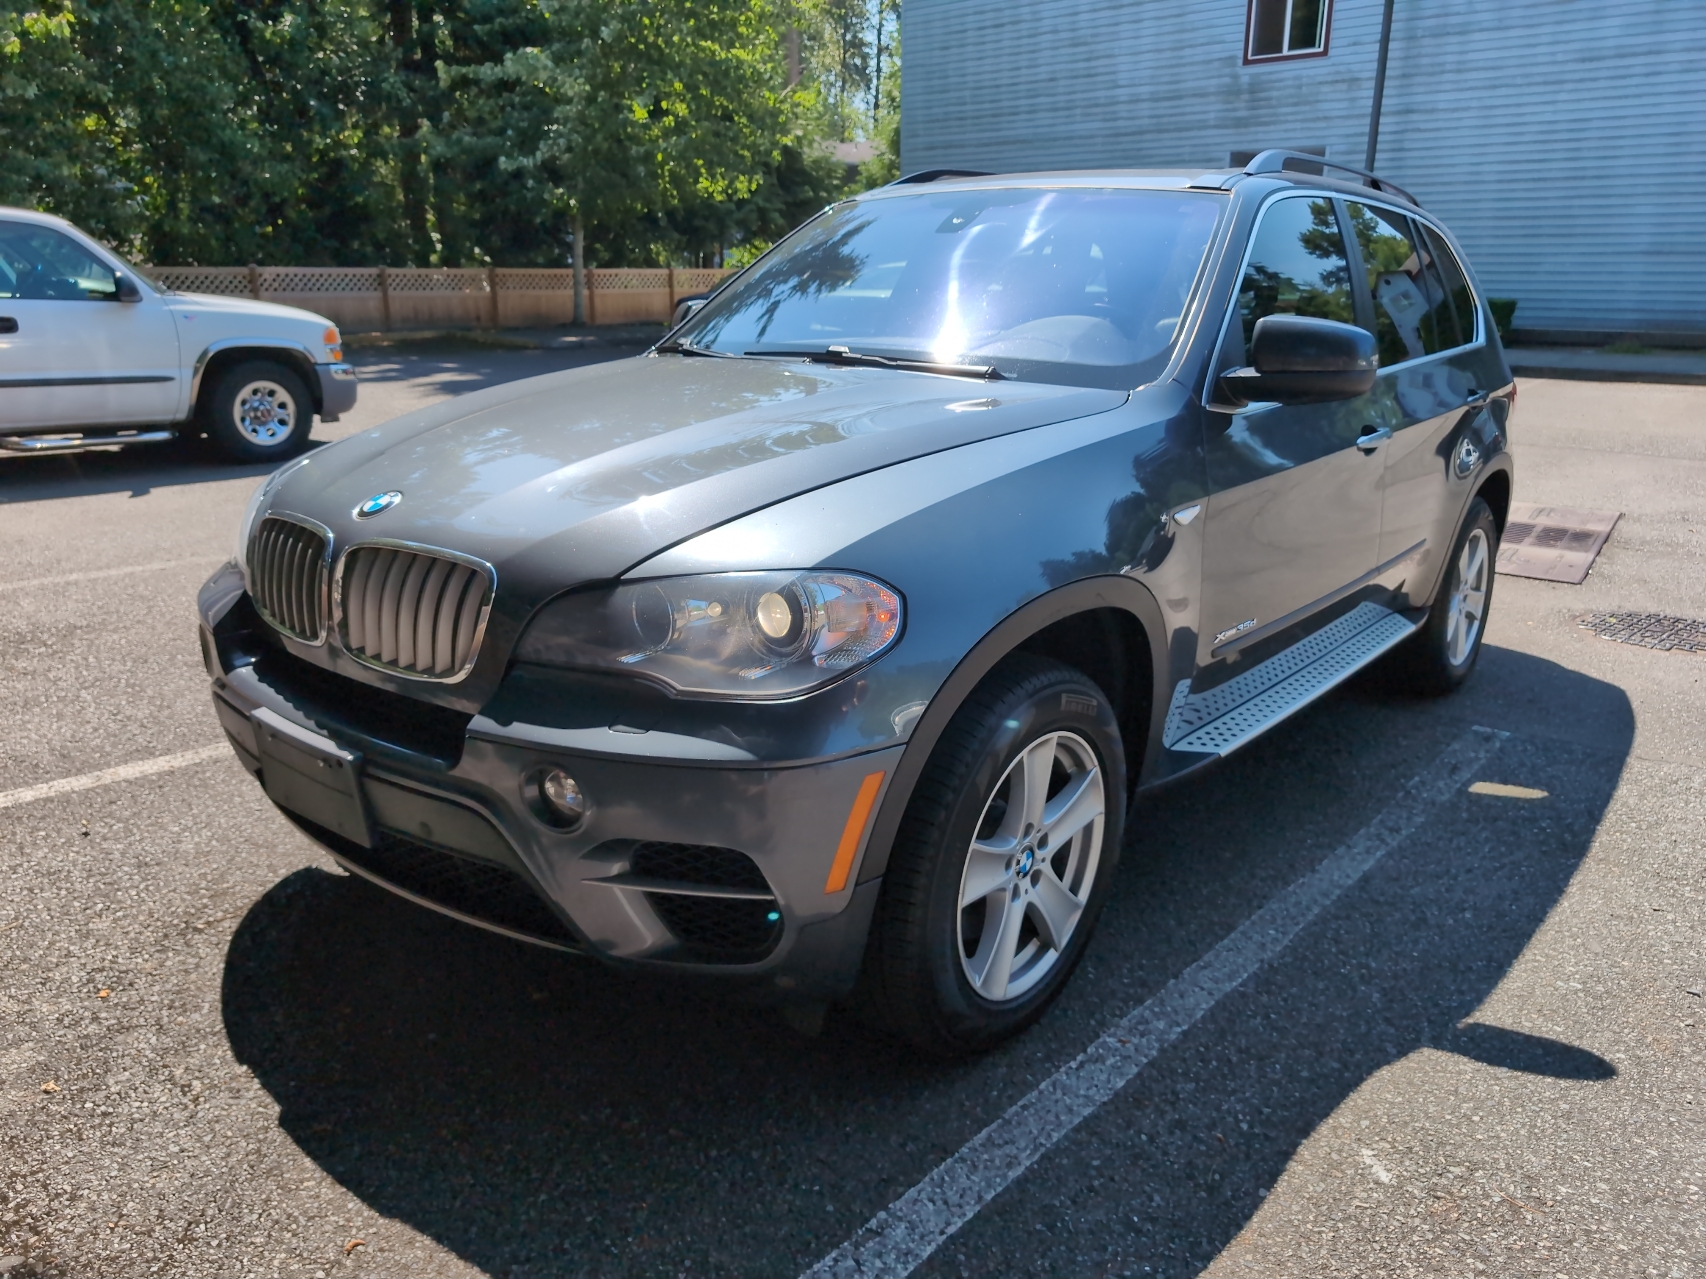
(1246, 0, 1332, 61)
(1229, 196, 1355, 367)
(0, 221, 119, 301)
(681, 188, 1224, 390)
(1346, 202, 1448, 365)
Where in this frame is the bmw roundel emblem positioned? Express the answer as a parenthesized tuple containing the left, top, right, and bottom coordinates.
(355, 491, 402, 519)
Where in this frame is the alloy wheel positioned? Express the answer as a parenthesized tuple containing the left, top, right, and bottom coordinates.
(1446, 526, 1490, 666)
(957, 730, 1105, 1003)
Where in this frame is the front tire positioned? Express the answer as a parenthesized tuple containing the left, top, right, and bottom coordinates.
(1392, 496, 1498, 695)
(858, 655, 1125, 1055)
(202, 360, 312, 462)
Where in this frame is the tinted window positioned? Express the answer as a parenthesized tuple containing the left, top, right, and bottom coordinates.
(1419, 223, 1478, 346)
(1231, 196, 1355, 365)
(684, 188, 1223, 390)
(1346, 202, 1448, 364)
(0, 221, 119, 301)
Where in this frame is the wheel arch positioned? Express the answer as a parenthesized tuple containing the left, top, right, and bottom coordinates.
(1474, 463, 1512, 537)
(857, 575, 1169, 885)
(191, 340, 323, 417)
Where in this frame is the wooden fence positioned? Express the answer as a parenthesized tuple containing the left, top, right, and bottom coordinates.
(145, 265, 737, 332)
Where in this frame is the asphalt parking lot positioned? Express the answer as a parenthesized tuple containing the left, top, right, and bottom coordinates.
(1, 347, 1701, 1279)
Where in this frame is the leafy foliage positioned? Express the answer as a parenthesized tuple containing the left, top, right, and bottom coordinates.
(0, 0, 898, 267)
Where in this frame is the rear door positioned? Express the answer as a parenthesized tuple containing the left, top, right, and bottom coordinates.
(0, 219, 181, 431)
(1343, 202, 1495, 606)
(1196, 194, 1387, 666)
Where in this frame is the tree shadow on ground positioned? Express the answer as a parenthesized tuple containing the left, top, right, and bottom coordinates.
(221, 648, 1631, 1278)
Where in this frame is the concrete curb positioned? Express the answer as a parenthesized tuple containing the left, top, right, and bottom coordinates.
(346, 325, 666, 352)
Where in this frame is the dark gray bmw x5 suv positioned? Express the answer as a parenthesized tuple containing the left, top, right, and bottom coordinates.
(199, 151, 1513, 1054)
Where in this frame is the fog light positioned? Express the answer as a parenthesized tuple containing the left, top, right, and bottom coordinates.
(538, 768, 586, 826)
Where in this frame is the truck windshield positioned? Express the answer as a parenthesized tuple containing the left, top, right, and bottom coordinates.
(680, 187, 1224, 389)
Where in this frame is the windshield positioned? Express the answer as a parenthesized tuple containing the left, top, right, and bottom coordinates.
(681, 187, 1224, 388)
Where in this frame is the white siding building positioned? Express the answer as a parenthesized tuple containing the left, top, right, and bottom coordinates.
(900, 0, 1706, 339)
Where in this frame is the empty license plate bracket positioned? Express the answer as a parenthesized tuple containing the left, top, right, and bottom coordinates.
(252, 706, 371, 847)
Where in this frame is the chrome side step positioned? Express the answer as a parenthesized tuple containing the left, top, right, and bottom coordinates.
(1165, 601, 1420, 757)
(0, 429, 176, 454)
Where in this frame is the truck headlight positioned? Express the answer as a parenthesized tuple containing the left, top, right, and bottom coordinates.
(514, 571, 903, 698)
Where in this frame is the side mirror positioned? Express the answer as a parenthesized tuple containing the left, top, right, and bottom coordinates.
(1218, 314, 1377, 406)
(671, 295, 707, 327)
(113, 272, 143, 303)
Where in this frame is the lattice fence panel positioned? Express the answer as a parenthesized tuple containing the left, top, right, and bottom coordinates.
(387, 268, 491, 294)
(589, 268, 671, 292)
(259, 267, 381, 295)
(151, 267, 253, 296)
(673, 268, 735, 293)
(494, 268, 577, 292)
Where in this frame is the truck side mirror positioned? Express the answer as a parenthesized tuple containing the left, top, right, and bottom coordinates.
(1217, 314, 1377, 406)
(113, 272, 143, 303)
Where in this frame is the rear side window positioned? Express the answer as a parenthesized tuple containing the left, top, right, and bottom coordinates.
(0, 221, 118, 301)
(1418, 223, 1478, 346)
(1345, 202, 1450, 364)
(1230, 196, 1355, 366)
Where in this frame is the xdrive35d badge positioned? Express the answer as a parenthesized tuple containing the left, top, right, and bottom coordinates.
(200, 151, 1514, 1055)
(354, 490, 402, 518)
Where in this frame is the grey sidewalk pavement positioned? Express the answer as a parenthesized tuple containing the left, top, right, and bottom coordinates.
(1506, 344, 1706, 385)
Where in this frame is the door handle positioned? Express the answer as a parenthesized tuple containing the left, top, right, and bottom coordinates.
(1356, 425, 1392, 453)
(0, 317, 16, 334)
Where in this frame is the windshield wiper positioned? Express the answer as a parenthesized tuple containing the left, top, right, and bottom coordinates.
(745, 346, 1003, 380)
(655, 338, 740, 358)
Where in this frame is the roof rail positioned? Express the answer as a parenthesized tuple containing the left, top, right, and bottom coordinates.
(887, 169, 993, 186)
(1241, 149, 1420, 208)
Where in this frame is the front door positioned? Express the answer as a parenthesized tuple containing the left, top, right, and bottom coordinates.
(0, 219, 181, 431)
(1197, 195, 1387, 669)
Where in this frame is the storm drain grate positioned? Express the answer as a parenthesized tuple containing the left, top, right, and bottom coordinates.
(1578, 612, 1706, 653)
(1496, 503, 1620, 584)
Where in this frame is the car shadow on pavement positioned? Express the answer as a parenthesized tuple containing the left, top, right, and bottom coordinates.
(220, 648, 1631, 1279)
(0, 440, 287, 503)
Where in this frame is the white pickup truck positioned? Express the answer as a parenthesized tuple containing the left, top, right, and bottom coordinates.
(0, 206, 356, 460)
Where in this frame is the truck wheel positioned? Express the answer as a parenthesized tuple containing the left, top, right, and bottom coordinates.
(858, 655, 1125, 1056)
(203, 361, 312, 462)
(1390, 497, 1498, 695)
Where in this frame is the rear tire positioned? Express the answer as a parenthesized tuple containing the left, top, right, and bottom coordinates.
(857, 655, 1125, 1056)
(1391, 496, 1498, 695)
(202, 360, 312, 463)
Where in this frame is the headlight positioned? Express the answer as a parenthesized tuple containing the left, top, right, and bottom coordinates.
(514, 571, 903, 699)
(323, 325, 343, 362)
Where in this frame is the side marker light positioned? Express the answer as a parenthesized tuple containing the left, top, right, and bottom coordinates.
(824, 771, 885, 894)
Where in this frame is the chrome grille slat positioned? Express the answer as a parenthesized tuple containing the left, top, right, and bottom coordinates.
(337, 543, 493, 681)
(246, 516, 328, 643)
(436, 564, 474, 674)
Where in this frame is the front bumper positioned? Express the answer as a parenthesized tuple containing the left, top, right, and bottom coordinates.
(314, 361, 358, 421)
(200, 577, 898, 1002)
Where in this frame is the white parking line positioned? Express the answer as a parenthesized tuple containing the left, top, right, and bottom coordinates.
(803, 724, 1506, 1279)
(0, 557, 220, 593)
(0, 745, 229, 812)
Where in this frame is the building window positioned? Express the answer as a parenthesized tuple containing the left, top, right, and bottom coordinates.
(1246, 0, 1332, 62)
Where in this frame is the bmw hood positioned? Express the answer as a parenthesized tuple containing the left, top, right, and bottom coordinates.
(254, 352, 1128, 706)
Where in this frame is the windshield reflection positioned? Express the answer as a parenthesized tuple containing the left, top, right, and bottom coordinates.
(684, 187, 1224, 389)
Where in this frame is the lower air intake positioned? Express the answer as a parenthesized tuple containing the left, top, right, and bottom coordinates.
(337, 830, 579, 949)
(624, 841, 783, 964)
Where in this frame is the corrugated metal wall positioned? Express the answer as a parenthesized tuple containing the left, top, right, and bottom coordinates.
(901, 0, 1706, 334)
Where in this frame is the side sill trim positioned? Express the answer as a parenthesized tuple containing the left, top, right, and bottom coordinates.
(1212, 538, 1426, 658)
